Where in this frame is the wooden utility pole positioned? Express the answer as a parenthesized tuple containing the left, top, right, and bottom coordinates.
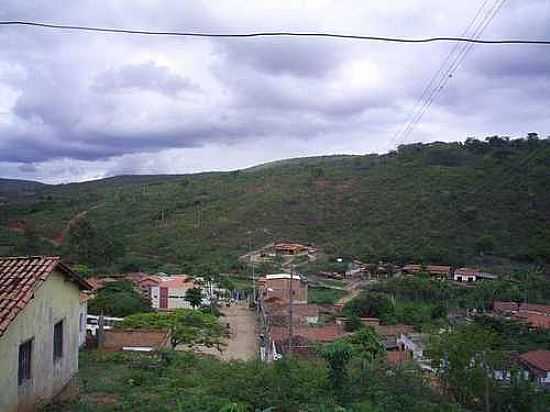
(288, 268, 294, 354)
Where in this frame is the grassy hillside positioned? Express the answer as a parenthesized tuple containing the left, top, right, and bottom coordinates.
(1, 137, 549, 273)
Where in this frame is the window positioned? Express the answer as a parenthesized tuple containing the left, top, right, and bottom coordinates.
(53, 320, 63, 361)
(18, 339, 32, 385)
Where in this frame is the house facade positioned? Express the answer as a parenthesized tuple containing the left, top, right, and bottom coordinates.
(454, 268, 498, 283)
(150, 275, 199, 310)
(0, 256, 91, 412)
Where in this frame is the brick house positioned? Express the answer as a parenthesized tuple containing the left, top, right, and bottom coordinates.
(259, 273, 308, 304)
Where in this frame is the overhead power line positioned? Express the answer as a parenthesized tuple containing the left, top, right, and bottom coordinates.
(393, 0, 507, 145)
(1, 20, 550, 44)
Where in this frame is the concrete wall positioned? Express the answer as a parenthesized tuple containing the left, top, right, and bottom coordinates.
(78, 301, 87, 348)
(0, 271, 82, 412)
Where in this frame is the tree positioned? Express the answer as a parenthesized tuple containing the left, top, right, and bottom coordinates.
(185, 287, 203, 309)
(345, 327, 384, 369)
(121, 309, 225, 350)
(428, 324, 502, 410)
(344, 292, 394, 320)
(320, 341, 353, 396)
(64, 217, 125, 268)
(88, 281, 151, 317)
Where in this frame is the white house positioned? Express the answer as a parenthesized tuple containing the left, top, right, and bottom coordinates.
(0, 256, 92, 412)
(453, 268, 498, 283)
(150, 275, 199, 310)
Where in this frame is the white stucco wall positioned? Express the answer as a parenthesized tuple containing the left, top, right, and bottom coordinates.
(0, 271, 82, 412)
(150, 286, 193, 310)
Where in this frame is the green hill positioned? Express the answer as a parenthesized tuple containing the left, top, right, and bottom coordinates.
(1, 136, 549, 273)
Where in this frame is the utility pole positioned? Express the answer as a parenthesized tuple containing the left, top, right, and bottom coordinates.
(288, 267, 294, 355)
(248, 232, 256, 303)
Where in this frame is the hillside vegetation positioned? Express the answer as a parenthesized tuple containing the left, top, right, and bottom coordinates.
(1, 136, 549, 273)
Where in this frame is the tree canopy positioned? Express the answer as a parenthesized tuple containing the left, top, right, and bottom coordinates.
(120, 309, 225, 350)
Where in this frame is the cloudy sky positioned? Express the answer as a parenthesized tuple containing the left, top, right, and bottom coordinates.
(0, 1, 549, 183)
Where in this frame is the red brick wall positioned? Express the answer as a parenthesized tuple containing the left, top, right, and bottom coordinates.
(264, 278, 307, 304)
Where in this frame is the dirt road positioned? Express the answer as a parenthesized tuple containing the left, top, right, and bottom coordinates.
(220, 303, 258, 361)
(196, 302, 258, 361)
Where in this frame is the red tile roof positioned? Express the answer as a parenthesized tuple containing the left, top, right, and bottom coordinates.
(0, 256, 91, 337)
(157, 275, 195, 289)
(402, 265, 451, 275)
(519, 303, 550, 316)
(513, 312, 550, 329)
(493, 301, 519, 313)
(270, 323, 347, 343)
(519, 350, 550, 373)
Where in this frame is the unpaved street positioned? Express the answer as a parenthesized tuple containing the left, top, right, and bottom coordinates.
(220, 303, 258, 361)
(195, 302, 258, 361)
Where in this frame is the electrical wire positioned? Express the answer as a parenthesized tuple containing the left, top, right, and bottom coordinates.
(393, 0, 507, 145)
(0, 20, 549, 44)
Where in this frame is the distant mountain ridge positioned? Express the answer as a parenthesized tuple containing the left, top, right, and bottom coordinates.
(1, 137, 549, 272)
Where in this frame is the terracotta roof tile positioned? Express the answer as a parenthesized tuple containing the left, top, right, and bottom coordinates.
(270, 323, 347, 343)
(0, 256, 91, 337)
(493, 301, 519, 313)
(519, 350, 550, 373)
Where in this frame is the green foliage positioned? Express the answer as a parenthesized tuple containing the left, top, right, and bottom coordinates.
(428, 323, 550, 411)
(42, 349, 470, 412)
(3, 138, 550, 271)
(64, 217, 125, 268)
(185, 287, 203, 309)
(343, 292, 394, 320)
(309, 287, 347, 304)
(320, 341, 354, 395)
(88, 281, 151, 317)
(345, 328, 384, 365)
(121, 309, 225, 350)
(344, 313, 363, 332)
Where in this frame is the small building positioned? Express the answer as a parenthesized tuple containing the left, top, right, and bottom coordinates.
(269, 323, 347, 359)
(492, 301, 550, 329)
(0, 256, 92, 412)
(402, 264, 451, 279)
(493, 301, 520, 314)
(102, 329, 171, 352)
(134, 276, 161, 302)
(259, 273, 308, 304)
(518, 350, 550, 386)
(454, 268, 498, 283)
(274, 242, 308, 256)
(150, 275, 199, 310)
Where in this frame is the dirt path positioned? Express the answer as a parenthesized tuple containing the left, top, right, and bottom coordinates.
(220, 303, 258, 361)
(196, 302, 258, 361)
(337, 279, 366, 305)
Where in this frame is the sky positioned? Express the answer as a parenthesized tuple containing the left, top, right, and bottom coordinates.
(0, 0, 549, 183)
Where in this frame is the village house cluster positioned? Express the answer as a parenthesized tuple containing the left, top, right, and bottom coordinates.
(2, 242, 549, 411)
(257, 272, 347, 360)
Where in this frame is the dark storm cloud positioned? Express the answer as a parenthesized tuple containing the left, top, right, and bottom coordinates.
(219, 37, 346, 77)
